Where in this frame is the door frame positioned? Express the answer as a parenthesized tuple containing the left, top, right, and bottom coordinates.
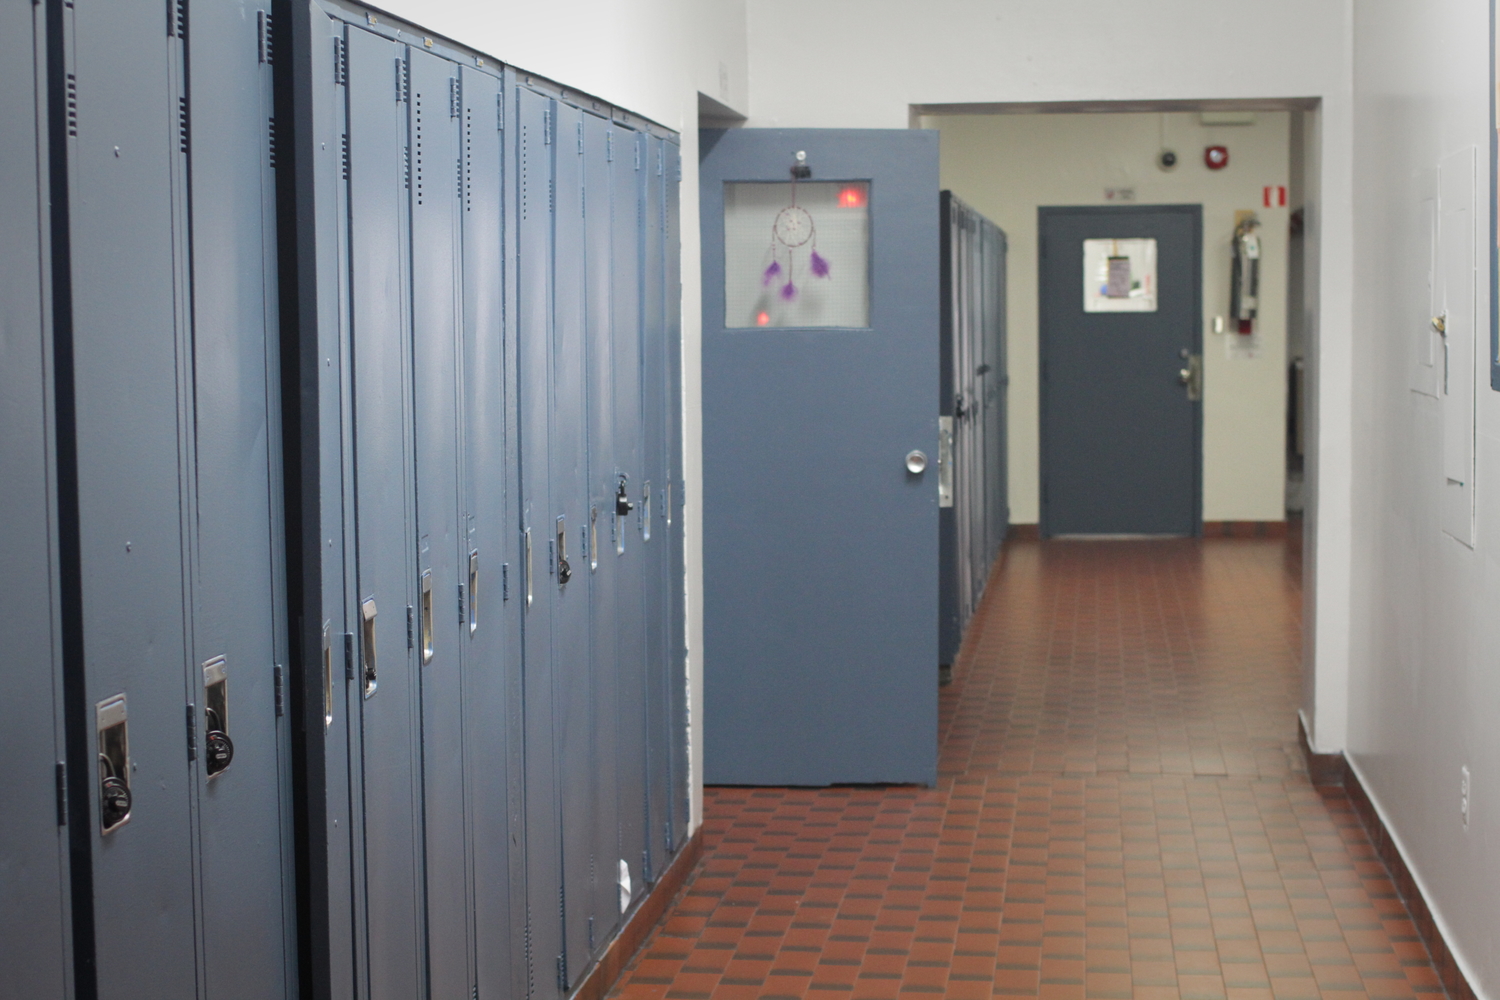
(1037, 202, 1204, 538)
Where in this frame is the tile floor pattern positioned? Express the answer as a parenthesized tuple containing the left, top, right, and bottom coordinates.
(609, 537, 1442, 1000)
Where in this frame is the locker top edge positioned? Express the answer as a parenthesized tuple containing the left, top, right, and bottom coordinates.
(313, 0, 677, 141)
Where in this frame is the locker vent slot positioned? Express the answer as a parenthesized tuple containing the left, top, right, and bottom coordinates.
(66, 74, 77, 137)
(413, 97, 423, 205)
(55, 762, 67, 826)
(274, 664, 284, 717)
(464, 107, 472, 210)
(268, 116, 277, 168)
(178, 96, 189, 154)
(341, 133, 349, 181)
(168, 0, 187, 38)
(186, 703, 197, 762)
(449, 77, 461, 118)
(332, 35, 346, 83)
(395, 56, 409, 102)
(259, 10, 275, 64)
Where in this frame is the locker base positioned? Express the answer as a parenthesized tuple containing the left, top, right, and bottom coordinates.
(568, 826, 703, 1000)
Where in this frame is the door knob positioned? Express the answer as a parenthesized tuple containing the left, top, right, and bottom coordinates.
(905, 450, 928, 474)
(1178, 368, 1192, 385)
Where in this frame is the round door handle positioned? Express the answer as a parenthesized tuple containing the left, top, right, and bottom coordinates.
(905, 450, 928, 474)
(1179, 368, 1192, 385)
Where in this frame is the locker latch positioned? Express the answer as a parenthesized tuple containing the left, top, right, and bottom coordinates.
(615, 476, 634, 517)
(97, 694, 132, 834)
(202, 656, 235, 778)
(556, 516, 572, 585)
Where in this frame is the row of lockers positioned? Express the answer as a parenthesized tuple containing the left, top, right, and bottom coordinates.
(938, 191, 1009, 670)
(0, 3, 686, 1000)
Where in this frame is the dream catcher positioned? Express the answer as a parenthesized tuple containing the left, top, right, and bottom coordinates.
(761, 174, 831, 302)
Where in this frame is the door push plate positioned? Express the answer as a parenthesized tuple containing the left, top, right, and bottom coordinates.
(202, 656, 234, 778)
(96, 694, 132, 834)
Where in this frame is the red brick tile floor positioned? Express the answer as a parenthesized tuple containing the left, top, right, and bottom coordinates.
(609, 535, 1442, 1000)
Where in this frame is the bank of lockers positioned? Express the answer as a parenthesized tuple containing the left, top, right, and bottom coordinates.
(938, 191, 1008, 672)
(2, 2, 688, 999)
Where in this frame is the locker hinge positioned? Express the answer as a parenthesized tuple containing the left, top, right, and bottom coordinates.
(274, 663, 285, 717)
(167, 0, 186, 38)
(496, 92, 504, 131)
(555, 954, 567, 993)
(407, 605, 415, 649)
(65, 74, 77, 137)
(332, 36, 346, 84)
(268, 116, 277, 168)
(258, 10, 274, 63)
(450, 77, 461, 118)
(577, 119, 584, 154)
(186, 703, 198, 762)
(501, 562, 509, 602)
(177, 96, 189, 155)
(396, 55, 409, 102)
(344, 632, 355, 680)
(55, 762, 67, 826)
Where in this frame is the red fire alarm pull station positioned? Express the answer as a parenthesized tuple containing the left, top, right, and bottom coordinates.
(1204, 145, 1229, 170)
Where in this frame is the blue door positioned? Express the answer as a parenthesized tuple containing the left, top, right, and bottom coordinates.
(700, 129, 940, 787)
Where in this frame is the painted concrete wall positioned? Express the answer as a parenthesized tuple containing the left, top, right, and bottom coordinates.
(923, 111, 1291, 525)
(1348, 0, 1500, 990)
(378, 0, 752, 833)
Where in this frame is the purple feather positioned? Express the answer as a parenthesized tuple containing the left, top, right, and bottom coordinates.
(762, 260, 782, 286)
(780, 280, 797, 301)
(809, 250, 831, 278)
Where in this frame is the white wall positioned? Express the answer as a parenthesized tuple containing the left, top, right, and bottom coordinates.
(745, 0, 1356, 753)
(923, 111, 1290, 525)
(378, 0, 752, 832)
(1347, 0, 1500, 991)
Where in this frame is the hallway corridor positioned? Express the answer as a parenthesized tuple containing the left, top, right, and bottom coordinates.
(610, 536, 1444, 1000)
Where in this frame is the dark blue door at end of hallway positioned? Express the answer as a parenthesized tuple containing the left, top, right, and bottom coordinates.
(1039, 205, 1202, 537)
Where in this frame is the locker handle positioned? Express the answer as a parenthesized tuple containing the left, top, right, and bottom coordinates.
(96, 694, 131, 834)
(642, 482, 651, 542)
(524, 529, 533, 609)
(468, 550, 480, 634)
(420, 571, 434, 664)
(556, 516, 571, 585)
(589, 506, 599, 572)
(323, 622, 337, 722)
(202, 657, 234, 777)
(360, 600, 378, 698)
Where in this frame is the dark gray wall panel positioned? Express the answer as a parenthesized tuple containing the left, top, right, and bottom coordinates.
(67, 1, 198, 994)
(610, 126, 648, 907)
(0, 5, 70, 997)
(185, 3, 294, 995)
(517, 83, 563, 1000)
(407, 45, 473, 1000)
(581, 109, 621, 951)
(346, 28, 426, 1000)
(459, 62, 520, 1000)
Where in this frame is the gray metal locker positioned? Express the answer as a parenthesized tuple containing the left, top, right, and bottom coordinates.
(641, 132, 672, 882)
(186, 4, 296, 996)
(459, 61, 525, 1000)
(345, 27, 427, 1000)
(550, 97, 594, 986)
(610, 121, 649, 907)
(407, 44, 474, 1000)
(0, 4, 71, 996)
(62, 1, 199, 996)
(581, 107, 622, 954)
(516, 81, 565, 1000)
(664, 139, 690, 854)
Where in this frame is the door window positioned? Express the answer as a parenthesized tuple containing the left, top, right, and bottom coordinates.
(724, 180, 870, 328)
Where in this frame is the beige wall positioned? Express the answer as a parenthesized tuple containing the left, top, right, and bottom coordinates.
(923, 111, 1291, 524)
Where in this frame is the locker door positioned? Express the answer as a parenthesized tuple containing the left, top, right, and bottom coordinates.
(641, 134, 671, 882)
(64, 0, 198, 996)
(664, 140, 689, 851)
(581, 109, 621, 951)
(407, 46, 473, 1000)
(550, 100, 593, 984)
(460, 63, 522, 1000)
(185, 5, 294, 996)
(0, 5, 70, 997)
(611, 125, 648, 906)
(517, 83, 563, 1000)
(345, 29, 425, 1000)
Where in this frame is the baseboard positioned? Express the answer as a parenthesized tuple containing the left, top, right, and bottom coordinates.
(569, 826, 704, 1000)
(1297, 725, 1478, 1000)
(1202, 520, 1287, 538)
(1007, 524, 1040, 540)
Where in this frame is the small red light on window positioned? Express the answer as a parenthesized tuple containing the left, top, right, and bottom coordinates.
(756, 311, 770, 326)
(838, 186, 866, 208)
